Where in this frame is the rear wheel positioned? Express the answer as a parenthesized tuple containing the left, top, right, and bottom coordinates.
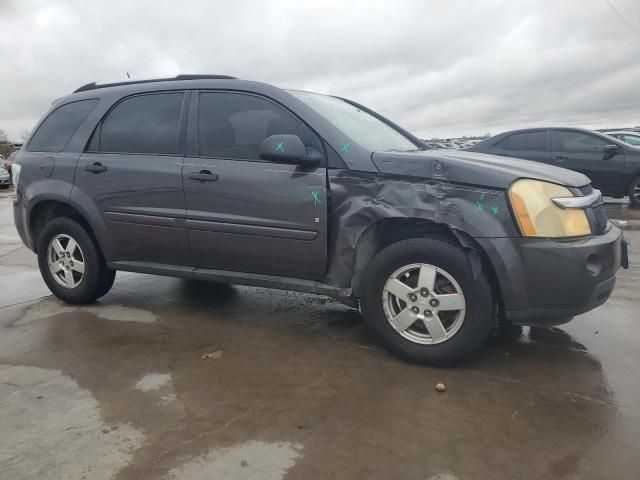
(361, 238, 495, 366)
(37, 217, 114, 304)
(628, 175, 640, 208)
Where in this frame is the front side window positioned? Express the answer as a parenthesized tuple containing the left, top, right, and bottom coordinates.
(28, 99, 98, 153)
(289, 91, 418, 152)
(91, 93, 184, 155)
(552, 131, 608, 153)
(197, 92, 322, 160)
(496, 131, 548, 152)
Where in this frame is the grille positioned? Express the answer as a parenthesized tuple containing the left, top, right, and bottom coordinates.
(576, 184, 608, 235)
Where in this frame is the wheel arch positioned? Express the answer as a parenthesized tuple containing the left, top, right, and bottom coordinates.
(625, 168, 640, 194)
(28, 198, 103, 258)
(350, 217, 504, 315)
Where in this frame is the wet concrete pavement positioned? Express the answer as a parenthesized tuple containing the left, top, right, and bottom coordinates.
(1, 187, 639, 480)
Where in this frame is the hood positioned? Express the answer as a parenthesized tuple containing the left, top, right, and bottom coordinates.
(371, 149, 591, 190)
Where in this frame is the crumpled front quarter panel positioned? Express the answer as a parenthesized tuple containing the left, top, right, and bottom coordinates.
(326, 166, 517, 287)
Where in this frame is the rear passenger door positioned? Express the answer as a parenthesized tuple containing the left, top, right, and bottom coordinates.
(551, 129, 626, 194)
(75, 92, 191, 266)
(489, 130, 552, 165)
(183, 91, 328, 280)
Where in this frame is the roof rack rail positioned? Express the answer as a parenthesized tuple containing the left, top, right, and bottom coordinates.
(73, 74, 237, 93)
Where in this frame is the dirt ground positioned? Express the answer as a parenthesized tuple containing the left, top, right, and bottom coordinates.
(1, 187, 639, 480)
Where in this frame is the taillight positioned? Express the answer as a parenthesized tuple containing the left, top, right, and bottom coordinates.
(12, 163, 21, 188)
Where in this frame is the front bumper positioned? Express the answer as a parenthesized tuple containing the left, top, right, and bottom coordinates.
(0, 177, 10, 185)
(477, 223, 627, 326)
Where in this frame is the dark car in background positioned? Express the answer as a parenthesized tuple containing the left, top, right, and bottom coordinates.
(469, 127, 640, 207)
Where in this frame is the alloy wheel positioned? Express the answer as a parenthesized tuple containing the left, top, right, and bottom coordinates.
(47, 234, 85, 289)
(381, 263, 466, 344)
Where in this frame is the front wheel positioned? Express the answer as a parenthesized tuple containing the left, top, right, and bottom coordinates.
(361, 238, 495, 366)
(37, 217, 114, 304)
(628, 176, 640, 208)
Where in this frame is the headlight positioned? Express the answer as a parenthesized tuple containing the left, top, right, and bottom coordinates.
(508, 179, 591, 238)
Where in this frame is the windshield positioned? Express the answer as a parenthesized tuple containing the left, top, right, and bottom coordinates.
(290, 91, 419, 152)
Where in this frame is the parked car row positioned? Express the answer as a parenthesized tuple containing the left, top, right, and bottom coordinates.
(0, 154, 11, 189)
(425, 138, 484, 150)
(606, 130, 640, 147)
(0, 166, 10, 189)
(468, 127, 640, 207)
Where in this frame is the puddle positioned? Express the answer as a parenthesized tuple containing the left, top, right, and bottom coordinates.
(0, 365, 144, 479)
(164, 440, 303, 480)
(12, 298, 157, 326)
(135, 373, 172, 392)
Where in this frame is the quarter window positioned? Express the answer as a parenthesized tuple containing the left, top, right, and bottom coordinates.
(496, 131, 548, 152)
(28, 99, 99, 153)
(552, 131, 608, 153)
(90, 93, 184, 155)
(197, 92, 322, 160)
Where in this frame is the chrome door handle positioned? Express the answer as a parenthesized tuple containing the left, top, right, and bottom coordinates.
(85, 162, 107, 173)
(188, 170, 218, 182)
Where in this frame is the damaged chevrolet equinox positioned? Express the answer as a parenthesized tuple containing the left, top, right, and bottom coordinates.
(13, 75, 629, 365)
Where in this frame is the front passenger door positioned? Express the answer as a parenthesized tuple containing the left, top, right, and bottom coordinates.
(183, 91, 328, 280)
(551, 130, 626, 194)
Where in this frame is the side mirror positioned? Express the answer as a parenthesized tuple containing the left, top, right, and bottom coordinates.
(604, 144, 619, 154)
(603, 144, 619, 159)
(259, 134, 319, 165)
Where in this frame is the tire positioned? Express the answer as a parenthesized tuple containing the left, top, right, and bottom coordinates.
(95, 268, 116, 299)
(0, 185, 8, 190)
(628, 175, 640, 208)
(360, 237, 495, 366)
(37, 217, 112, 304)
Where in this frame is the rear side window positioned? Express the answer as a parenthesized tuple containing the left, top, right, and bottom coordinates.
(90, 93, 184, 155)
(552, 131, 608, 153)
(496, 131, 547, 152)
(197, 92, 322, 160)
(28, 99, 98, 153)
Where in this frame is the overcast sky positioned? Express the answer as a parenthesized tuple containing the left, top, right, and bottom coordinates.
(1, 0, 639, 141)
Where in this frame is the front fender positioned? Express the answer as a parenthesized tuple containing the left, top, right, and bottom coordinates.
(325, 169, 517, 287)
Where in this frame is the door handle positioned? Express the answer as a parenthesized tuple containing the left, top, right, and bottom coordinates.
(553, 155, 569, 161)
(188, 170, 218, 183)
(85, 162, 107, 173)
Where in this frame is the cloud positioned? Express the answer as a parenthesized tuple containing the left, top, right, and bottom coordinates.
(1, 0, 639, 140)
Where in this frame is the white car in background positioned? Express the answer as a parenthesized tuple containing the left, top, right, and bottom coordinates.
(0, 166, 10, 189)
(606, 131, 640, 147)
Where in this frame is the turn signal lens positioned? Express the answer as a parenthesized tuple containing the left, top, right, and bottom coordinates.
(508, 179, 591, 238)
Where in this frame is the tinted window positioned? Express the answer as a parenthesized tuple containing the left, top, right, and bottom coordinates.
(198, 92, 322, 160)
(496, 131, 547, 152)
(553, 131, 608, 153)
(28, 99, 98, 153)
(92, 93, 184, 154)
